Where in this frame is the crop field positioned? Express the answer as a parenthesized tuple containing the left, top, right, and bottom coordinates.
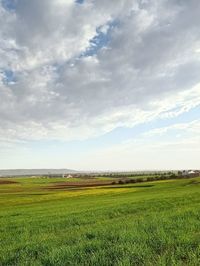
(0, 176, 200, 265)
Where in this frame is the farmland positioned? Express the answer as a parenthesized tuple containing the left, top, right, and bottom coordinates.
(0, 176, 200, 265)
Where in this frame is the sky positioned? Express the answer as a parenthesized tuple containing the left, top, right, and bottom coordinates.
(0, 0, 200, 171)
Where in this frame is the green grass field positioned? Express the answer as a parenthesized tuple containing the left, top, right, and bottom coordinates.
(0, 176, 200, 265)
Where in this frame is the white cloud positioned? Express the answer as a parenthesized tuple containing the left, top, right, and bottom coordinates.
(0, 0, 200, 145)
(143, 119, 200, 138)
(80, 120, 200, 171)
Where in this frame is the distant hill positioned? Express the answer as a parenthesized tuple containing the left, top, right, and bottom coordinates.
(0, 169, 76, 177)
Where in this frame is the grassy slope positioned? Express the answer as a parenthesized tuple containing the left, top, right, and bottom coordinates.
(0, 177, 200, 265)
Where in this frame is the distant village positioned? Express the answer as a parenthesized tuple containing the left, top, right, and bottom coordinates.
(178, 170, 200, 177)
(60, 170, 200, 179)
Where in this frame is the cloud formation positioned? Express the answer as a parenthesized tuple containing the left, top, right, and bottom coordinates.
(0, 0, 200, 144)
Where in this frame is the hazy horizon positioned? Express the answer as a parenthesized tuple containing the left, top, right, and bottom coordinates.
(0, 167, 197, 173)
(0, 0, 200, 170)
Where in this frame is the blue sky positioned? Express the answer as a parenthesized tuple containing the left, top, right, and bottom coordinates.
(0, 0, 200, 170)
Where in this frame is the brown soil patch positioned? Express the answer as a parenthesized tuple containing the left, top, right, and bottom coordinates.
(0, 180, 18, 185)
